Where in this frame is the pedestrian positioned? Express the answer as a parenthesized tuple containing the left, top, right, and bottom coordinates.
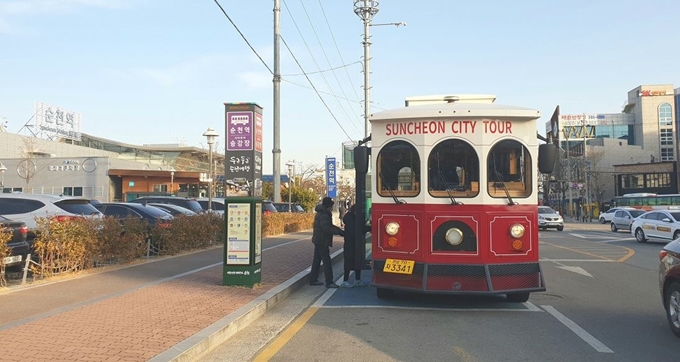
(339, 201, 346, 227)
(340, 204, 368, 287)
(309, 197, 345, 288)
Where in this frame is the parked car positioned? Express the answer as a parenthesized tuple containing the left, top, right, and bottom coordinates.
(538, 206, 564, 231)
(0, 215, 30, 269)
(272, 202, 305, 213)
(94, 203, 173, 226)
(599, 207, 636, 224)
(631, 210, 680, 243)
(610, 208, 646, 232)
(196, 197, 225, 215)
(0, 193, 103, 244)
(262, 201, 278, 215)
(148, 203, 198, 217)
(659, 237, 680, 337)
(128, 196, 204, 214)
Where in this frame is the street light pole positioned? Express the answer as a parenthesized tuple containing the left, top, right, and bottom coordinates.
(286, 161, 295, 212)
(203, 127, 219, 212)
(354, 0, 379, 138)
(0, 162, 6, 192)
(170, 167, 175, 196)
(583, 114, 591, 221)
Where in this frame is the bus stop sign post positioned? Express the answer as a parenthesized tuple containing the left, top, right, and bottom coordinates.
(223, 103, 264, 287)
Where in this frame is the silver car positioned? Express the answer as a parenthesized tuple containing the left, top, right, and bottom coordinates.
(610, 208, 646, 232)
(0, 193, 102, 231)
(538, 206, 564, 231)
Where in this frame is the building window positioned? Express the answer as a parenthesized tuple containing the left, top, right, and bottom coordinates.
(62, 187, 83, 196)
(153, 184, 168, 193)
(661, 147, 674, 161)
(661, 129, 674, 146)
(622, 174, 644, 189)
(659, 103, 673, 126)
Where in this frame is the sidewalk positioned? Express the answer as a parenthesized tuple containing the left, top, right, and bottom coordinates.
(0, 231, 343, 362)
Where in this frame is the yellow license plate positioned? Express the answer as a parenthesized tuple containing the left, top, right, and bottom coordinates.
(383, 259, 415, 275)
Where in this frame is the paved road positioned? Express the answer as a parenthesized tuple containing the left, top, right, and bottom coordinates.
(206, 223, 680, 362)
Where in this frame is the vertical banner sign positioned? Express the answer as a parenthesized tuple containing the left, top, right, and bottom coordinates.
(225, 103, 263, 197)
(326, 157, 337, 198)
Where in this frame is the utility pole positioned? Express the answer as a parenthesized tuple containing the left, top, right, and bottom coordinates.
(273, 0, 282, 202)
(566, 128, 572, 218)
(583, 113, 590, 221)
(354, 0, 379, 138)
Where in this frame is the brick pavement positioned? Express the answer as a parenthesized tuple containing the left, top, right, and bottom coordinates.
(0, 234, 342, 361)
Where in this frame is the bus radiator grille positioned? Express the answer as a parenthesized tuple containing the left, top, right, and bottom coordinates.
(488, 263, 543, 291)
(372, 260, 544, 293)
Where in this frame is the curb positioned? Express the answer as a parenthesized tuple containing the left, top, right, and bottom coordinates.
(151, 249, 344, 362)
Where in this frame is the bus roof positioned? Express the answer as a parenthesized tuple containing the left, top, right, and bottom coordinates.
(404, 94, 497, 106)
(371, 96, 541, 121)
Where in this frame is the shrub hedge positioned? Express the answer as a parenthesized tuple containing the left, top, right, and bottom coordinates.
(0, 228, 11, 286)
(22, 211, 314, 281)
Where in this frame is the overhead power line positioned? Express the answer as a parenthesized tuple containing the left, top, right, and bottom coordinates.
(280, 35, 354, 141)
(282, 61, 362, 77)
(281, 0, 357, 134)
(213, 0, 273, 75)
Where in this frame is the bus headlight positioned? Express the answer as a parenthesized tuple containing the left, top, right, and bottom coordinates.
(445, 228, 464, 245)
(385, 222, 400, 236)
(510, 224, 525, 238)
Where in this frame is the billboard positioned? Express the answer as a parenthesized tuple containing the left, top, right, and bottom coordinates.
(34, 102, 82, 141)
(325, 157, 337, 198)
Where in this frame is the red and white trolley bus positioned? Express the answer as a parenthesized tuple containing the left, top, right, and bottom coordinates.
(353, 94, 557, 302)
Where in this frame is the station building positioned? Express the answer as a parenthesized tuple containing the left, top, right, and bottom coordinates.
(0, 131, 223, 202)
(545, 84, 679, 208)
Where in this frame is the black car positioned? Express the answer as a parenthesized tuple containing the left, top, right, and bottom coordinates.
(263, 201, 278, 215)
(148, 203, 198, 217)
(660, 238, 680, 338)
(0, 215, 30, 269)
(94, 203, 173, 226)
(128, 196, 204, 214)
(272, 202, 305, 213)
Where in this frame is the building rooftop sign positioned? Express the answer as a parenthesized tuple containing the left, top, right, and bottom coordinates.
(34, 102, 82, 141)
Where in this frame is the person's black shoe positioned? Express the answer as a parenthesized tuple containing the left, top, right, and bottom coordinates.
(309, 281, 323, 286)
(326, 283, 339, 288)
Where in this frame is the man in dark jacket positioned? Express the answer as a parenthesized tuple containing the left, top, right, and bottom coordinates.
(309, 197, 345, 288)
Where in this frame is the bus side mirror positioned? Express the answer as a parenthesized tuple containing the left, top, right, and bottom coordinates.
(538, 144, 558, 174)
(354, 145, 369, 174)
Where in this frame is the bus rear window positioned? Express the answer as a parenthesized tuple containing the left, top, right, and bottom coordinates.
(377, 140, 420, 197)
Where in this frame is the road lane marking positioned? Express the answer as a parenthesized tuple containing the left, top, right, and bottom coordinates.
(540, 241, 634, 263)
(540, 259, 614, 262)
(541, 305, 613, 353)
(453, 346, 479, 362)
(252, 307, 320, 361)
(540, 242, 611, 260)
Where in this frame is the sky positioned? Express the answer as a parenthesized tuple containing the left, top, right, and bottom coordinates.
(1, 0, 679, 174)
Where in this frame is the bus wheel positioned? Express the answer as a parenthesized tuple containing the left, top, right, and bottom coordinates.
(635, 228, 647, 243)
(506, 292, 530, 303)
(611, 223, 618, 232)
(376, 288, 394, 299)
